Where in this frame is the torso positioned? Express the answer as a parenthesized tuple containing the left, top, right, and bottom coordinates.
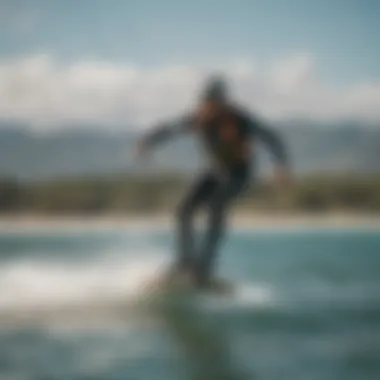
(192, 106, 253, 172)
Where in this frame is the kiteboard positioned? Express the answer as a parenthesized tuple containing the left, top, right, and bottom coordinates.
(144, 269, 234, 296)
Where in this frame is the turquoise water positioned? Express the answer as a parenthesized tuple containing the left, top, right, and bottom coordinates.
(0, 225, 379, 380)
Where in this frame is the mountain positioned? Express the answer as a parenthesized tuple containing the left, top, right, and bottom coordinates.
(0, 121, 379, 181)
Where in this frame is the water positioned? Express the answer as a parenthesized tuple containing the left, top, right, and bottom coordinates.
(0, 224, 379, 380)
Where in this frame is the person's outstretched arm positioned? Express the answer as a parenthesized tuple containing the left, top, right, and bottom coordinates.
(255, 122, 288, 166)
(138, 114, 195, 155)
(248, 114, 291, 185)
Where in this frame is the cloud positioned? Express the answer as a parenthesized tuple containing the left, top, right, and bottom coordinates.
(0, 53, 379, 130)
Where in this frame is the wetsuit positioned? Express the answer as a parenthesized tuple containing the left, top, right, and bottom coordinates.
(143, 104, 288, 286)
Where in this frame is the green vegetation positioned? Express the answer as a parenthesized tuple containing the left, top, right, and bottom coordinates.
(1, 174, 380, 214)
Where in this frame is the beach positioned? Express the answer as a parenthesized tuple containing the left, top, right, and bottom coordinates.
(1, 212, 380, 232)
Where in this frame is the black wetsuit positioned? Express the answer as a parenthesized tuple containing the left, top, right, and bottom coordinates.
(143, 105, 288, 285)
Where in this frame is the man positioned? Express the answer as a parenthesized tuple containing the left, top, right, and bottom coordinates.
(136, 76, 291, 288)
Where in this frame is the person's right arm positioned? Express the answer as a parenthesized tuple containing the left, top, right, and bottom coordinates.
(137, 114, 195, 156)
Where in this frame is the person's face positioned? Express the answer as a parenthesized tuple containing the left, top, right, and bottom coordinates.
(199, 99, 224, 121)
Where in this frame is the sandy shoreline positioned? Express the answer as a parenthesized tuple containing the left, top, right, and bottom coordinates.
(0, 212, 379, 232)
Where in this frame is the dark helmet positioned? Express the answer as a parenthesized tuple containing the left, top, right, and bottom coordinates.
(201, 75, 228, 102)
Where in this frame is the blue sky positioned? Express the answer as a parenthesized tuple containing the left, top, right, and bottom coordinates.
(2, 0, 379, 84)
(0, 0, 379, 128)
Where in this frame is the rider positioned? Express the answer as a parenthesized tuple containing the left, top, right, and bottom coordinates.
(136, 75, 291, 287)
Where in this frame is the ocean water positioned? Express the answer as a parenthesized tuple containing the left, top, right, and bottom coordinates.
(0, 224, 379, 380)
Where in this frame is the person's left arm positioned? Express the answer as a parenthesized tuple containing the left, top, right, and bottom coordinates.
(254, 121, 288, 167)
(245, 113, 291, 185)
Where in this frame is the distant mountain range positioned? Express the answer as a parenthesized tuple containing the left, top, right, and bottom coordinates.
(0, 121, 379, 181)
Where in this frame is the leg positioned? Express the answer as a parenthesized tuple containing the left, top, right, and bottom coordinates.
(195, 172, 248, 286)
(174, 171, 218, 275)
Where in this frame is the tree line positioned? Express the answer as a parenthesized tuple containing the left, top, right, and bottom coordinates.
(0, 174, 379, 214)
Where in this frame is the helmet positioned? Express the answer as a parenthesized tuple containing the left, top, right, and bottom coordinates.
(202, 75, 228, 101)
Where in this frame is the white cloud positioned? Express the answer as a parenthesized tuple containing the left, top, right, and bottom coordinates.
(0, 53, 379, 131)
(270, 54, 316, 94)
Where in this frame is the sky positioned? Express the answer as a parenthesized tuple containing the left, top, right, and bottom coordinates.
(0, 0, 379, 130)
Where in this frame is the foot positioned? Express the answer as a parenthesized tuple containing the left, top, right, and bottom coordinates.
(166, 260, 197, 285)
(193, 270, 211, 289)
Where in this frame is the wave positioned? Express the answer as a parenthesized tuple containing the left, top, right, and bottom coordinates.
(0, 248, 167, 320)
(0, 247, 276, 328)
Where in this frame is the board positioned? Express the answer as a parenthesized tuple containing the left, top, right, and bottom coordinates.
(145, 270, 234, 295)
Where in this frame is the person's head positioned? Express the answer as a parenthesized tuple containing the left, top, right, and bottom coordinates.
(198, 75, 229, 120)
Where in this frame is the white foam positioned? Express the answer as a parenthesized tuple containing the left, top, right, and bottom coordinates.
(0, 249, 169, 313)
(234, 282, 275, 307)
(0, 243, 278, 329)
(197, 281, 276, 312)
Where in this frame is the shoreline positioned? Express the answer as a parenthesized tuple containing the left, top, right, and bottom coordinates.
(0, 212, 380, 232)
